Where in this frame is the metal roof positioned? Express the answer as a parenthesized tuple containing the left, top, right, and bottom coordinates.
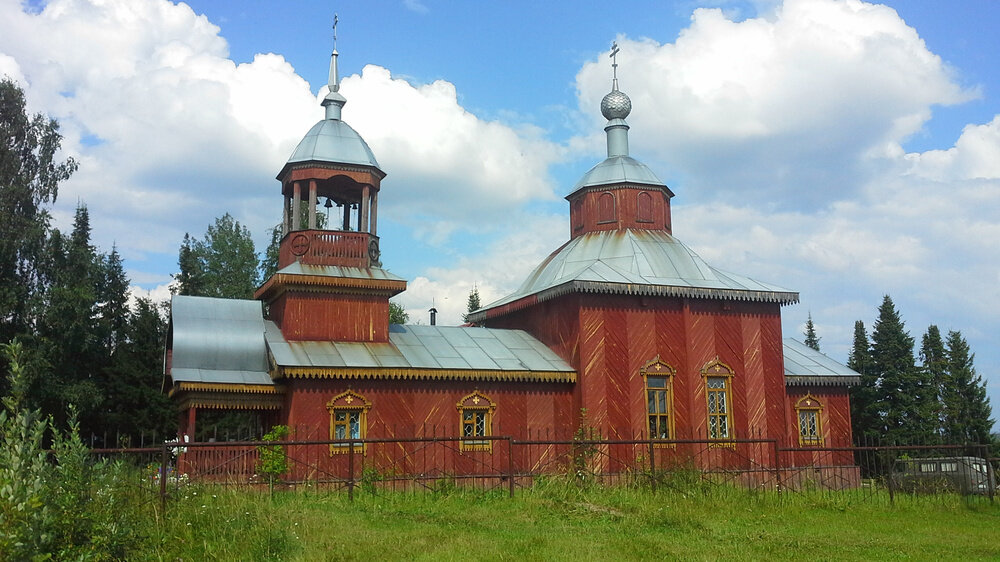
(783, 338, 860, 387)
(274, 261, 406, 282)
(265, 322, 575, 374)
(572, 155, 665, 191)
(472, 229, 797, 319)
(167, 295, 271, 385)
(285, 118, 381, 170)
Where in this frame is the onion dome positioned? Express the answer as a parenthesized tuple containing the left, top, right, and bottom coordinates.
(600, 89, 632, 120)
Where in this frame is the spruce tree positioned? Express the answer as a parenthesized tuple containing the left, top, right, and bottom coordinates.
(803, 312, 820, 351)
(463, 286, 482, 323)
(847, 320, 879, 441)
(870, 295, 933, 443)
(918, 325, 947, 437)
(943, 330, 993, 444)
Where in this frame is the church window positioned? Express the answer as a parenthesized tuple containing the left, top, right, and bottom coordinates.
(456, 391, 496, 452)
(641, 358, 675, 441)
(326, 390, 371, 455)
(572, 199, 583, 231)
(637, 191, 653, 223)
(597, 192, 616, 223)
(795, 395, 823, 446)
(702, 359, 734, 441)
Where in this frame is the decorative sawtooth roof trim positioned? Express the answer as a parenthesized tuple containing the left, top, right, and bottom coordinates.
(278, 366, 576, 383)
(470, 279, 798, 322)
(278, 160, 386, 181)
(171, 382, 284, 396)
(175, 392, 285, 411)
(256, 273, 406, 301)
(565, 181, 674, 200)
(784, 375, 859, 387)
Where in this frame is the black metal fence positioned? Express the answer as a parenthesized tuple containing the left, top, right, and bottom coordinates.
(90, 435, 996, 508)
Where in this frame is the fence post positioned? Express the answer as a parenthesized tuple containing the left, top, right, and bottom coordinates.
(771, 439, 781, 494)
(647, 439, 656, 491)
(885, 450, 895, 505)
(507, 437, 515, 498)
(159, 441, 168, 515)
(982, 444, 995, 504)
(347, 439, 355, 502)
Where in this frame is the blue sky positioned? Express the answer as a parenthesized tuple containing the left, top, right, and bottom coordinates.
(2, 0, 999, 427)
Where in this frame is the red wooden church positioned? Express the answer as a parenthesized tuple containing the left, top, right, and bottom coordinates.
(164, 42, 859, 479)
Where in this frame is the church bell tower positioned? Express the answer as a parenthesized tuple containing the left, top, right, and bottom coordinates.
(255, 21, 406, 342)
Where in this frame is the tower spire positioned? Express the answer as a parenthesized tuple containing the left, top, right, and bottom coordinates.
(600, 41, 632, 158)
(322, 13, 347, 120)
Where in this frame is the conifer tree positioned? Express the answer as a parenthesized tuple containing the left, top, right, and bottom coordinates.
(463, 286, 482, 323)
(918, 325, 947, 437)
(943, 330, 993, 444)
(847, 320, 879, 441)
(803, 312, 820, 351)
(870, 295, 933, 443)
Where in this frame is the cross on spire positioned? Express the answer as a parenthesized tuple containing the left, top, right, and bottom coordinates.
(333, 13, 339, 51)
(610, 41, 620, 90)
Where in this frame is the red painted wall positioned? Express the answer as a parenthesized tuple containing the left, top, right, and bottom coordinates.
(568, 186, 672, 238)
(785, 387, 854, 466)
(270, 291, 390, 342)
(486, 293, 790, 444)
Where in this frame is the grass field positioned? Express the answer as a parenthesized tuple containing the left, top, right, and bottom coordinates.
(139, 479, 1000, 561)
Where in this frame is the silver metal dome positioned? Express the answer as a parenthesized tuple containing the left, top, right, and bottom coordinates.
(475, 229, 798, 315)
(601, 89, 632, 120)
(286, 118, 381, 169)
(572, 155, 665, 191)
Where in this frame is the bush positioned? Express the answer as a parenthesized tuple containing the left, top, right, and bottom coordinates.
(0, 341, 144, 560)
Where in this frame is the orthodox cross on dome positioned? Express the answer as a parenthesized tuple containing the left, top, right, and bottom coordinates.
(328, 13, 341, 92)
(610, 41, 621, 90)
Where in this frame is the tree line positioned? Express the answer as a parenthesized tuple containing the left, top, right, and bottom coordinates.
(1, 78, 172, 442)
(837, 295, 993, 445)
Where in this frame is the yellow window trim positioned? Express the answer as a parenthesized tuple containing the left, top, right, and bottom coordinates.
(456, 391, 496, 453)
(795, 393, 824, 447)
(326, 389, 371, 456)
(641, 356, 676, 444)
(701, 357, 735, 442)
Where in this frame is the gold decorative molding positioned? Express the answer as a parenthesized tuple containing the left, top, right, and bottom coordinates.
(277, 366, 576, 383)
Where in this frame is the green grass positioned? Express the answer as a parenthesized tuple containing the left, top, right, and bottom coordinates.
(139, 480, 1000, 561)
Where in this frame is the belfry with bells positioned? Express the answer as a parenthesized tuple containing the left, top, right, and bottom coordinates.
(255, 20, 406, 343)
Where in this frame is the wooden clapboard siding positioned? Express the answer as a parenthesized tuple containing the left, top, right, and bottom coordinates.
(742, 311, 766, 437)
(759, 307, 788, 443)
(685, 299, 715, 440)
(786, 387, 854, 466)
(272, 291, 390, 342)
(656, 299, 689, 438)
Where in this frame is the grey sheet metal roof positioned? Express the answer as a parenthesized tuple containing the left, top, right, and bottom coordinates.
(572, 156, 665, 191)
(285, 118, 381, 170)
(265, 322, 575, 378)
(471, 229, 797, 319)
(274, 261, 405, 282)
(783, 338, 860, 387)
(167, 295, 272, 386)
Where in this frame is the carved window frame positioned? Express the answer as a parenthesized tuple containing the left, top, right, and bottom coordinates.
(701, 358, 735, 445)
(326, 390, 371, 456)
(795, 394, 824, 446)
(456, 391, 496, 452)
(641, 357, 676, 445)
